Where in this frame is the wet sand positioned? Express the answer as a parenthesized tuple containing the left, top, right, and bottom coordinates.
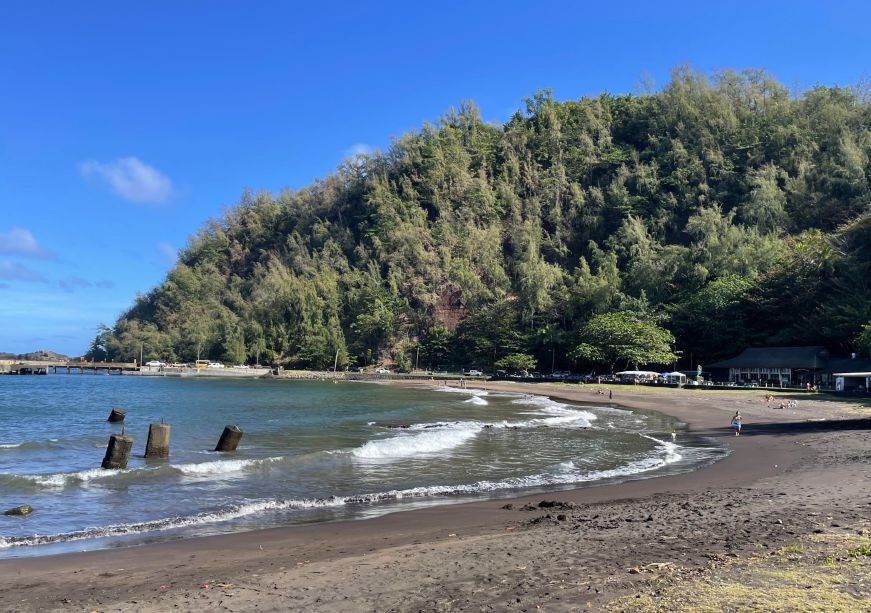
(1, 383, 869, 612)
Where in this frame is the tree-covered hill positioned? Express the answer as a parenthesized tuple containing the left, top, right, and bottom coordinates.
(89, 67, 871, 372)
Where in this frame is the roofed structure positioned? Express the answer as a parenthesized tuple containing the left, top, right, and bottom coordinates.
(708, 346, 828, 370)
(707, 346, 871, 386)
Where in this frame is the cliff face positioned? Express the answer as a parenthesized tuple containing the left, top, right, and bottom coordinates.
(91, 68, 871, 370)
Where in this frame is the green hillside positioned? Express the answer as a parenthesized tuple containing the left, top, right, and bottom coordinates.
(88, 67, 871, 372)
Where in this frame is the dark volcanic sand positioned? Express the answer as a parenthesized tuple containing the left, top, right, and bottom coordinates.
(1, 383, 869, 612)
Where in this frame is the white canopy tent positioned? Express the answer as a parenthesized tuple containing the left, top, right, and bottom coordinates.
(615, 370, 659, 382)
(663, 371, 687, 384)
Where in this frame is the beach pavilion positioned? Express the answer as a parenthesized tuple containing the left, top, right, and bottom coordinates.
(708, 346, 871, 387)
(707, 346, 829, 386)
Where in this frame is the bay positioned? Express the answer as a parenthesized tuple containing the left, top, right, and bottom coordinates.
(0, 374, 725, 557)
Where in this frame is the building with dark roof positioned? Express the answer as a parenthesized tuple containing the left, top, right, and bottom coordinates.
(707, 346, 871, 387)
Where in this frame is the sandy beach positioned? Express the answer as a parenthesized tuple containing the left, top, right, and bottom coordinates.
(2, 382, 870, 612)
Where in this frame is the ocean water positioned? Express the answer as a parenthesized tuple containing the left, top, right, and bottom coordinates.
(0, 375, 726, 557)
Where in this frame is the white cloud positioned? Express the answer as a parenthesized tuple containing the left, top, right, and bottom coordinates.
(344, 143, 373, 158)
(79, 156, 173, 203)
(0, 227, 53, 258)
(0, 260, 46, 282)
(157, 241, 178, 264)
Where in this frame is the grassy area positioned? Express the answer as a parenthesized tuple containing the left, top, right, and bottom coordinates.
(608, 530, 871, 612)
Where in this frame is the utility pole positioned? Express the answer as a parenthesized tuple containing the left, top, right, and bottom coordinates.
(333, 348, 339, 372)
(415, 345, 420, 372)
(139, 342, 143, 366)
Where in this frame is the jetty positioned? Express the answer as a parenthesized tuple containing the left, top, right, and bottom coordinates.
(0, 359, 271, 378)
(0, 360, 137, 375)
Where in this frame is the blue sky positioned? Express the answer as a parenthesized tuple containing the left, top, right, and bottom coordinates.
(1, 1, 869, 356)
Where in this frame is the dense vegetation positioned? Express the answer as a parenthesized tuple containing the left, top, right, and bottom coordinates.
(89, 68, 871, 373)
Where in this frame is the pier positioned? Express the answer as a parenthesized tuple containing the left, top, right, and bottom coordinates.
(0, 360, 270, 378)
(0, 360, 137, 375)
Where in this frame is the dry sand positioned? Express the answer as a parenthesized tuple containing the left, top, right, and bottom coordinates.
(2, 382, 870, 612)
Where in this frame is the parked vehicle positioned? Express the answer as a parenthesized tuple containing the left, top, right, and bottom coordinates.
(375, 367, 391, 374)
(466, 369, 483, 376)
(207, 362, 226, 368)
(145, 360, 165, 367)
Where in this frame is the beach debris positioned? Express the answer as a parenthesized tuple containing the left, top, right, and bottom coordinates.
(101, 433, 133, 469)
(215, 425, 243, 452)
(144, 422, 171, 459)
(502, 503, 514, 510)
(107, 406, 126, 423)
(4, 504, 33, 516)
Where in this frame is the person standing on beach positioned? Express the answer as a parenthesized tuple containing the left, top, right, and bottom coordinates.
(608, 389, 612, 400)
(731, 411, 742, 436)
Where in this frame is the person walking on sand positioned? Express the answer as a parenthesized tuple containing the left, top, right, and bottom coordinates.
(608, 389, 612, 401)
(731, 411, 742, 436)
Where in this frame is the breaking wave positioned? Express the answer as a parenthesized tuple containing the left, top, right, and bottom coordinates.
(3, 456, 287, 489)
(0, 435, 688, 550)
(352, 423, 480, 459)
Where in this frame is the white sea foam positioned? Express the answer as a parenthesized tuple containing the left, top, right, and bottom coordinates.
(174, 456, 284, 477)
(13, 456, 285, 488)
(351, 424, 480, 459)
(0, 436, 693, 550)
(508, 395, 597, 428)
(21, 467, 129, 487)
(434, 386, 489, 396)
(555, 460, 576, 473)
(0, 499, 308, 549)
(0, 443, 23, 449)
(464, 395, 488, 405)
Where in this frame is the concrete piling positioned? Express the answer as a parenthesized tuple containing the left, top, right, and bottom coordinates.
(107, 407, 126, 422)
(101, 434, 133, 469)
(215, 425, 243, 452)
(144, 422, 171, 459)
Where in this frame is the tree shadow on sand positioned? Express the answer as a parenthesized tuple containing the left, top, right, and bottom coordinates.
(698, 418, 871, 439)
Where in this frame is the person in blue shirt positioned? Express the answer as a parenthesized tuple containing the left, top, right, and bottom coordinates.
(731, 411, 742, 436)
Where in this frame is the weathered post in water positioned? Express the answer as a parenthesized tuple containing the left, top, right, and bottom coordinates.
(144, 422, 171, 459)
(214, 425, 243, 452)
(101, 434, 133, 469)
(107, 407, 126, 423)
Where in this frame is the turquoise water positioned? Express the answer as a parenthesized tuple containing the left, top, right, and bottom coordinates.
(0, 375, 725, 557)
